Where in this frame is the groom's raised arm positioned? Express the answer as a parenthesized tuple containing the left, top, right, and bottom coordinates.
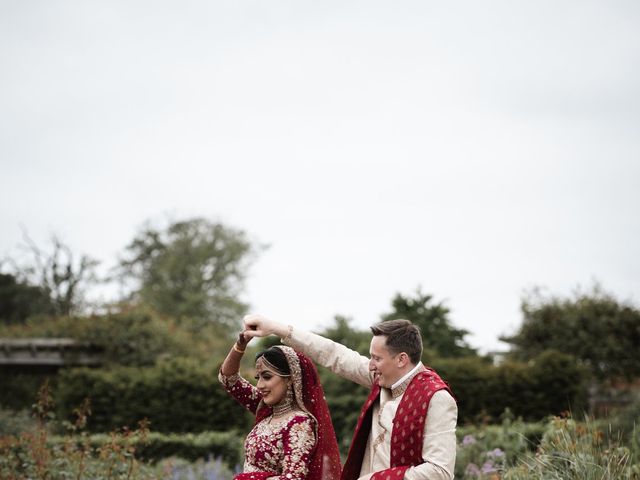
(244, 314, 372, 387)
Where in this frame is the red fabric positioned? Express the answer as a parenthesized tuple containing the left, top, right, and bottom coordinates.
(341, 384, 380, 480)
(234, 473, 273, 480)
(342, 369, 452, 480)
(370, 466, 409, 480)
(253, 349, 342, 480)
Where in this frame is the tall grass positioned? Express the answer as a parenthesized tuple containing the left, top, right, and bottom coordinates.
(503, 415, 640, 479)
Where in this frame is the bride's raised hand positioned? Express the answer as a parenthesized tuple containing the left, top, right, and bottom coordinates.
(237, 330, 252, 350)
(243, 314, 288, 339)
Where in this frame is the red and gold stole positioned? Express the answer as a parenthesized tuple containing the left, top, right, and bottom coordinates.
(341, 369, 452, 480)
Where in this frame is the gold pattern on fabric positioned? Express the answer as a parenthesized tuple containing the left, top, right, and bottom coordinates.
(281, 419, 316, 477)
(218, 371, 241, 388)
(243, 414, 315, 478)
(391, 365, 426, 399)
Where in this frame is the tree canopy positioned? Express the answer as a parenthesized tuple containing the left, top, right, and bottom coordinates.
(319, 315, 371, 355)
(381, 289, 477, 358)
(501, 287, 640, 380)
(117, 218, 258, 330)
(0, 273, 54, 324)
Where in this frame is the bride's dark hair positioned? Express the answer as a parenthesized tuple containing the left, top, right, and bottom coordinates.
(255, 346, 291, 375)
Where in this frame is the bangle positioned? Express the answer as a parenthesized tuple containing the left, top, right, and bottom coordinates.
(233, 343, 245, 354)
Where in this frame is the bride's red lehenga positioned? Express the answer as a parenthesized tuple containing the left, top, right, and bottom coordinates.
(219, 346, 342, 480)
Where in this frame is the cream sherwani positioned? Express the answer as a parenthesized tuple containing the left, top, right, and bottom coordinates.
(283, 328, 457, 480)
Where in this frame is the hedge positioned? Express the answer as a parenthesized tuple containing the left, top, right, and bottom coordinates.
(55, 357, 253, 434)
(433, 350, 590, 423)
(24, 349, 590, 442)
(47, 430, 245, 469)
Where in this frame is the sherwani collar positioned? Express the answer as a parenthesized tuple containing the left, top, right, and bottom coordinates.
(390, 362, 425, 399)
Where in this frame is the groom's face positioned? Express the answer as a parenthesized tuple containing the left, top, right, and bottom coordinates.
(369, 335, 400, 388)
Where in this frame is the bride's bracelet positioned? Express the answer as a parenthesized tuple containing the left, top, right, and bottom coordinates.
(233, 343, 245, 354)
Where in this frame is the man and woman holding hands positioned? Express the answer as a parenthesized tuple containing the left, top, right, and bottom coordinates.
(219, 314, 457, 480)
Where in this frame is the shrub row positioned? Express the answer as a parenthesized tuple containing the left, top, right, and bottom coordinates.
(55, 357, 253, 434)
(433, 350, 590, 422)
(5, 349, 589, 443)
(47, 430, 245, 469)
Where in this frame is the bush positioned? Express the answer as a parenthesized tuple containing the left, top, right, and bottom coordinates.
(434, 350, 589, 423)
(49, 430, 244, 469)
(0, 382, 157, 480)
(503, 415, 640, 479)
(0, 372, 52, 411)
(455, 411, 546, 478)
(0, 306, 194, 367)
(0, 407, 37, 436)
(55, 358, 253, 434)
(0, 381, 244, 479)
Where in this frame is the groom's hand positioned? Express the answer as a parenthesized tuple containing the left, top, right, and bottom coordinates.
(243, 314, 288, 339)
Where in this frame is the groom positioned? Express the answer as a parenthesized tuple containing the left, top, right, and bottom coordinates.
(243, 314, 457, 480)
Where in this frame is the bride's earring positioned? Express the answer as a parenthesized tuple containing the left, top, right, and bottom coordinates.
(286, 383, 294, 404)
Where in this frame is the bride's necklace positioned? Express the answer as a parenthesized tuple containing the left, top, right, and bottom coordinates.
(271, 398, 294, 418)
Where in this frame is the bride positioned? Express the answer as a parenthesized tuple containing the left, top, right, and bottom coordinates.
(219, 332, 342, 480)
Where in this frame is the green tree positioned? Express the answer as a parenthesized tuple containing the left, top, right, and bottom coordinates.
(320, 314, 371, 355)
(501, 286, 640, 380)
(117, 218, 258, 330)
(0, 273, 54, 323)
(381, 288, 477, 358)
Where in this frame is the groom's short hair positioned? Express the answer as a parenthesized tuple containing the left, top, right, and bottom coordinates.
(370, 319, 423, 364)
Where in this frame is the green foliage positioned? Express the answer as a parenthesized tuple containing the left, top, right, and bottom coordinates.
(0, 382, 156, 480)
(503, 416, 640, 479)
(0, 372, 52, 410)
(455, 410, 546, 478)
(55, 358, 252, 434)
(320, 315, 371, 355)
(457, 409, 640, 479)
(435, 350, 589, 423)
(0, 407, 37, 436)
(51, 431, 244, 470)
(381, 288, 477, 358)
(502, 286, 640, 380)
(117, 217, 258, 330)
(603, 394, 640, 450)
(0, 273, 54, 324)
(0, 306, 194, 367)
(0, 307, 234, 411)
(0, 379, 240, 479)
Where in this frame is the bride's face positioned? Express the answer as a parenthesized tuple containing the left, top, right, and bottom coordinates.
(255, 366, 290, 405)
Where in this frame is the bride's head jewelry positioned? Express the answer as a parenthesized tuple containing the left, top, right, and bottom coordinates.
(256, 354, 291, 377)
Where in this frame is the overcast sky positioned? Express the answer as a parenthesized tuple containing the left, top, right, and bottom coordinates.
(1, 0, 639, 352)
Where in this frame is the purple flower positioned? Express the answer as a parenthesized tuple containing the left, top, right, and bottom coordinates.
(465, 463, 481, 477)
(481, 460, 498, 474)
(462, 434, 477, 446)
(487, 447, 505, 458)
